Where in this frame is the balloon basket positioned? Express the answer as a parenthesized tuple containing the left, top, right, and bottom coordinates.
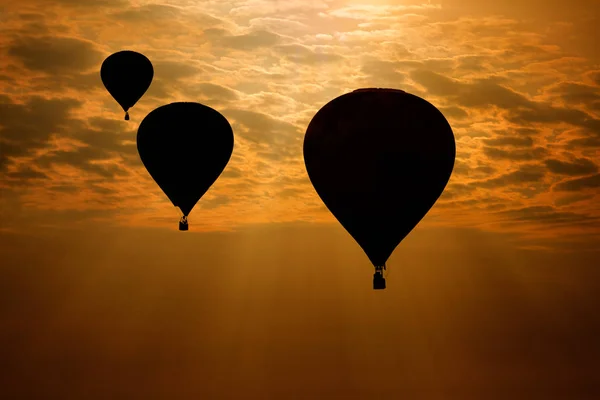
(373, 272, 386, 290)
(373, 265, 386, 290)
(179, 216, 188, 231)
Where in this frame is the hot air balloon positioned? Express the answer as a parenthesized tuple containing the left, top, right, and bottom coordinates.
(303, 88, 455, 290)
(101, 50, 153, 121)
(137, 102, 234, 230)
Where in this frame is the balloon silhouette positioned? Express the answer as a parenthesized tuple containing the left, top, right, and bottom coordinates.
(101, 50, 153, 120)
(303, 88, 456, 289)
(137, 102, 234, 231)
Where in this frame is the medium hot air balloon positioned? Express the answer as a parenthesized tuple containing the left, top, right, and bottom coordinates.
(303, 88, 455, 290)
(137, 102, 234, 230)
(101, 50, 153, 121)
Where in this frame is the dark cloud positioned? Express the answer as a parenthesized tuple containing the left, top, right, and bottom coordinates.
(204, 29, 281, 50)
(142, 79, 172, 100)
(112, 4, 223, 28)
(256, 147, 298, 161)
(47, 184, 80, 193)
(112, 4, 183, 22)
(453, 160, 496, 178)
(78, 131, 137, 157)
(37, 149, 129, 179)
(36, 118, 137, 178)
(0, 96, 81, 162)
(274, 44, 344, 65)
(548, 82, 600, 107)
(567, 136, 600, 148)
(554, 173, 600, 191)
(587, 70, 600, 86)
(0, 144, 18, 172)
(410, 70, 461, 96)
(153, 61, 202, 81)
(221, 166, 243, 179)
(221, 109, 301, 147)
(185, 83, 239, 102)
(483, 146, 547, 161)
(0, 108, 136, 182)
(3, 167, 50, 186)
(482, 136, 534, 147)
(411, 70, 600, 136)
(456, 55, 490, 72)
(439, 106, 468, 119)
(545, 158, 598, 176)
(507, 104, 600, 136)
(458, 79, 532, 109)
(47, 0, 128, 6)
(476, 165, 546, 189)
(277, 187, 305, 199)
(8, 36, 103, 74)
(47, 71, 102, 92)
(88, 184, 117, 196)
(442, 182, 476, 198)
(411, 70, 532, 109)
(495, 205, 598, 225)
(18, 13, 46, 21)
(554, 193, 595, 207)
(0, 74, 15, 84)
(360, 60, 406, 86)
(198, 195, 230, 210)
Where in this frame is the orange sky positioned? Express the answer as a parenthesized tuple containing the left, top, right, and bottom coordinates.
(1, 0, 599, 398)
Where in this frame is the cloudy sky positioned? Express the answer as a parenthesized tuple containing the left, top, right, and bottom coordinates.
(1, 1, 599, 398)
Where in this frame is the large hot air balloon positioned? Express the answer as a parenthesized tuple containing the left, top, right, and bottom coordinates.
(101, 50, 153, 121)
(303, 88, 455, 290)
(137, 102, 234, 231)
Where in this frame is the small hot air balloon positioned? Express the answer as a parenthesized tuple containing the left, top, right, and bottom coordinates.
(303, 88, 456, 289)
(137, 102, 234, 230)
(101, 50, 153, 121)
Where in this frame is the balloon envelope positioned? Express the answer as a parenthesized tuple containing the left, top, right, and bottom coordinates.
(100, 50, 153, 120)
(137, 102, 234, 221)
(303, 88, 455, 267)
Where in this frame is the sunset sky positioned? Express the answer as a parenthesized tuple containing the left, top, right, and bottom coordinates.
(1, 0, 599, 398)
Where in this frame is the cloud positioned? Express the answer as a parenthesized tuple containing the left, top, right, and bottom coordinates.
(4, 166, 49, 185)
(554, 174, 600, 191)
(482, 136, 534, 147)
(483, 146, 547, 161)
(452, 161, 496, 178)
(34, 145, 128, 179)
(204, 29, 281, 50)
(439, 106, 468, 120)
(412, 70, 535, 110)
(111, 4, 184, 23)
(410, 69, 461, 96)
(547, 82, 600, 109)
(545, 158, 598, 176)
(44, 0, 128, 6)
(185, 83, 240, 102)
(8, 36, 103, 74)
(507, 105, 600, 135)
(326, 4, 440, 20)
(221, 108, 301, 147)
(153, 61, 202, 81)
(475, 165, 546, 189)
(274, 44, 344, 65)
(411, 69, 600, 146)
(1, 0, 600, 241)
(0, 96, 81, 162)
(360, 60, 407, 86)
(554, 193, 595, 207)
(495, 205, 598, 225)
(567, 136, 600, 148)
